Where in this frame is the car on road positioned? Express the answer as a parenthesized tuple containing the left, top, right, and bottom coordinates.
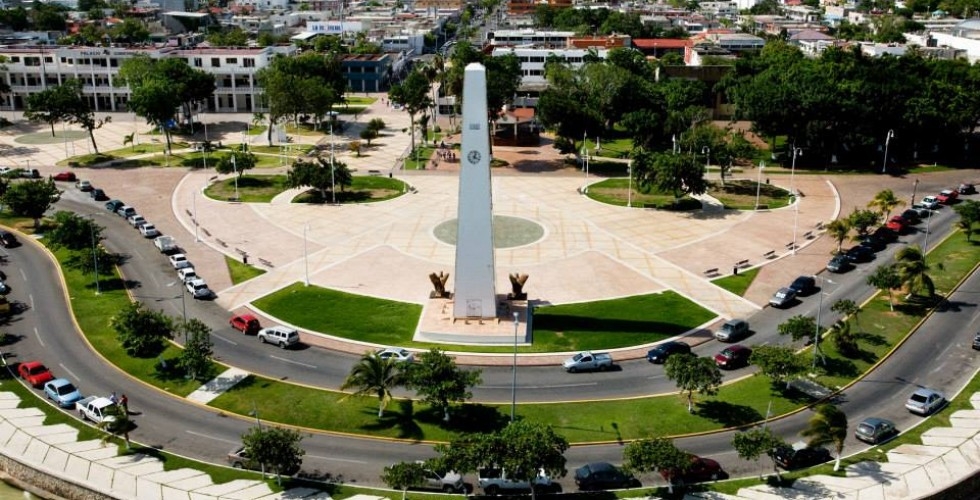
(44, 378, 83, 408)
(910, 204, 932, 219)
(75, 179, 92, 191)
(845, 245, 875, 263)
(772, 443, 832, 470)
(906, 388, 946, 416)
(920, 196, 940, 209)
(788, 275, 816, 296)
(714, 319, 749, 342)
(90, 188, 107, 201)
(973, 332, 980, 350)
(139, 223, 160, 238)
(714, 345, 752, 369)
(377, 347, 414, 362)
(855, 417, 897, 444)
(116, 206, 136, 219)
(52, 172, 76, 182)
(105, 200, 124, 212)
(177, 267, 198, 283)
(227, 446, 300, 475)
(168, 253, 191, 269)
(574, 462, 638, 490)
(937, 189, 958, 204)
(959, 183, 977, 195)
(769, 287, 797, 308)
(646, 341, 691, 364)
(418, 466, 464, 493)
(0, 280, 11, 295)
(127, 214, 147, 228)
(660, 456, 727, 485)
(18, 361, 54, 388)
(0, 230, 18, 248)
(257, 326, 300, 348)
(229, 314, 261, 334)
(885, 215, 907, 233)
(858, 233, 888, 252)
(826, 254, 852, 273)
(185, 278, 212, 299)
(900, 209, 920, 224)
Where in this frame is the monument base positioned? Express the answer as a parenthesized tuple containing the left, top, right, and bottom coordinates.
(416, 296, 529, 345)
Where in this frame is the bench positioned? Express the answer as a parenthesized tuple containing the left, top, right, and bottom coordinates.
(258, 258, 274, 268)
(201, 228, 211, 237)
(735, 259, 750, 268)
(763, 250, 776, 259)
(804, 231, 814, 239)
(215, 239, 227, 247)
(703, 268, 720, 277)
(815, 221, 824, 230)
(367, 169, 382, 176)
(786, 241, 796, 249)
(185, 209, 193, 217)
(234, 247, 247, 257)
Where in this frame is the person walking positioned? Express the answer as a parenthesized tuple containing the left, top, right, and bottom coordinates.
(120, 394, 129, 414)
(108, 392, 117, 404)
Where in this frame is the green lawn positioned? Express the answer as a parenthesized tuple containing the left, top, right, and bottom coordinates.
(582, 137, 632, 159)
(204, 175, 289, 203)
(293, 176, 406, 204)
(404, 146, 437, 170)
(713, 267, 761, 296)
(708, 180, 793, 210)
(586, 178, 700, 210)
(247, 125, 267, 136)
(225, 255, 266, 285)
(57, 142, 189, 167)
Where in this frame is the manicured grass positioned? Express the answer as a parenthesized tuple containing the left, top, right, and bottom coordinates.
(582, 137, 632, 159)
(404, 146, 437, 170)
(587, 178, 701, 210)
(245, 145, 314, 156)
(344, 96, 377, 106)
(293, 176, 406, 204)
(247, 125, 267, 136)
(252, 283, 421, 345)
(57, 143, 188, 167)
(713, 267, 761, 296)
(285, 123, 330, 137)
(203, 175, 290, 203)
(225, 255, 266, 285)
(707, 180, 793, 210)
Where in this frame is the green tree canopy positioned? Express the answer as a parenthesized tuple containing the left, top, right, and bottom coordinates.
(404, 349, 482, 422)
(801, 404, 848, 471)
(664, 353, 723, 413)
(241, 426, 305, 484)
(622, 437, 688, 493)
(749, 345, 805, 389)
(47, 211, 103, 251)
(777, 314, 817, 343)
(866, 264, 902, 311)
(177, 319, 214, 381)
(340, 351, 404, 417)
(110, 301, 174, 358)
(2, 179, 60, 229)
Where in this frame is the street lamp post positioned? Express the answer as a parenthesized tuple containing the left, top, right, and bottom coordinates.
(701, 146, 710, 177)
(911, 179, 919, 206)
(303, 223, 310, 286)
(791, 147, 803, 254)
(510, 311, 519, 423)
(813, 276, 836, 369)
(231, 155, 240, 201)
(882, 130, 894, 174)
(330, 123, 336, 205)
(167, 280, 187, 326)
(88, 215, 100, 295)
(755, 161, 765, 209)
(923, 206, 934, 255)
(193, 190, 199, 242)
(672, 134, 678, 154)
(627, 160, 633, 208)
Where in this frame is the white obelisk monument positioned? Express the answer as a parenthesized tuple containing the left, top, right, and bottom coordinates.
(453, 63, 497, 319)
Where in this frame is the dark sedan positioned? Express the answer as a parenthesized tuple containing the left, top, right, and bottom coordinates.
(771, 444, 832, 470)
(574, 462, 638, 490)
(647, 341, 691, 364)
(845, 245, 875, 263)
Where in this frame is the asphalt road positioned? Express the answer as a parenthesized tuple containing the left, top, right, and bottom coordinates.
(0, 182, 974, 490)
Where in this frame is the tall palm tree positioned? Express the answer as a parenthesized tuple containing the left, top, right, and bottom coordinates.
(867, 189, 905, 220)
(340, 352, 404, 417)
(825, 219, 852, 253)
(801, 404, 848, 471)
(895, 245, 934, 298)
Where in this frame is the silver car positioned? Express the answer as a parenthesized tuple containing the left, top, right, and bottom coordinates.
(769, 287, 797, 308)
(905, 388, 945, 416)
(257, 326, 300, 348)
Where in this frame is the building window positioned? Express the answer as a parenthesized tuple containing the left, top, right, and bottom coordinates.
(10, 57, 18, 63)
(193, 58, 202, 67)
(244, 58, 255, 68)
(226, 58, 237, 64)
(211, 58, 221, 67)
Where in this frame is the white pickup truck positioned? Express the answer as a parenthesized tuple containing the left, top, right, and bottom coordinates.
(562, 351, 613, 373)
(76, 396, 118, 427)
(478, 467, 555, 495)
(153, 235, 178, 253)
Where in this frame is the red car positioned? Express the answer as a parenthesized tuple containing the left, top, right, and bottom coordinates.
(885, 215, 906, 233)
(937, 189, 959, 204)
(660, 456, 727, 485)
(52, 172, 77, 182)
(714, 345, 752, 369)
(18, 361, 54, 388)
(229, 314, 261, 335)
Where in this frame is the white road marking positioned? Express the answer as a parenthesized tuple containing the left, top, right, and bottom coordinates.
(270, 356, 317, 369)
(485, 382, 599, 389)
(59, 364, 80, 381)
(28, 294, 34, 310)
(305, 454, 368, 464)
(19, 269, 26, 281)
(210, 334, 238, 346)
(186, 431, 239, 445)
(33, 327, 44, 348)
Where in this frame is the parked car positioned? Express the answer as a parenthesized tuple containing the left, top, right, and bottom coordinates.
(0, 230, 19, 248)
(827, 254, 853, 273)
(872, 226, 899, 243)
(900, 209, 920, 224)
(973, 332, 980, 350)
(127, 214, 147, 228)
(858, 234, 887, 252)
(478, 467, 555, 495)
(229, 314, 261, 334)
(18, 361, 54, 388)
(906, 388, 946, 416)
(646, 341, 691, 364)
(769, 287, 797, 308)
(44, 378, 83, 408)
(52, 172, 76, 182)
(574, 462, 638, 491)
(168, 253, 191, 269)
(90, 188, 107, 201)
(920, 196, 940, 209)
(177, 267, 198, 283)
(139, 223, 160, 238)
(855, 417, 897, 444)
(75, 179, 92, 191)
(417, 465, 464, 493)
(185, 278, 212, 299)
(788, 275, 816, 296)
(116, 206, 136, 218)
(772, 443, 832, 470)
(227, 446, 300, 475)
(714, 319, 750, 342)
(958, 183, 977, 195)
(714, 345, 752, 369)
(257, 326, 300, 348)
(0, 280, 10, 295)
(910, 204, 932, 219)
(105, 200, 125, 212)
(845, 245, 875, 263)
(660, 456, 727, 485)
(377, 347, 414, 362)
(937, 189, 959, 204)
(885, 215, 906, 233)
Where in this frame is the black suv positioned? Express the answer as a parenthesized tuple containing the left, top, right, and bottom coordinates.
(845, 245, 875, 263)
(646, 341, 691, 364)
(771, 445, 831, 470)
(574, 462, 638, 491)
(788, 275, 816, 296)
(0, 231, 18, 248)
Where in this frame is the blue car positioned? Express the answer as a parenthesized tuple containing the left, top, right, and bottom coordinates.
(43, 378, 82, 408)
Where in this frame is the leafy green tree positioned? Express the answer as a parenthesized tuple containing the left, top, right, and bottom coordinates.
(340, 351, 404, 417)
(867, 264, 902, 311)
(60, 79, 110, 154)
(286, 157, 351, 201)
(749, 345, 805, 389)
(895, 245, 934, 297)
(359, 127, 378, 145)
(847, 208, 881, 238)
(256, 52, 346, 145)
(177, 319, 214, 381)
(125, 78, 182, 153)
(633, 150, 708, 199)
(801, 404, 848, 471)
(830, 299, 860, 330)
(2, 179, 60, 229)
(110, 17, 149, 43)
(829, 320, 858, 357)
(214, 150, 257, 178)
(47, 211, 103, 251)
(777, 314, 816, 343)
(436, 420, 568, 500)
(24, 82, 76, 136)
(110, 301, 174, 357)
(405, 349, 482, 422)
(664, 353, 723, 413)
(389, 70, 433, 150)
(207, 27, 249, 47)
(382, 461, 428, 499)
(868, 189, 905, 220)
(65, 242, 114, 277)
(825, 219, 852, 253)
(622, 437, 687, 494)
(954, 199, 980, 241)
(241, 426, 305, 485)
(732, 426, 786, 479)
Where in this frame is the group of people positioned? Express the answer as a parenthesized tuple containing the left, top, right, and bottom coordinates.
(109, 392, 128, 413)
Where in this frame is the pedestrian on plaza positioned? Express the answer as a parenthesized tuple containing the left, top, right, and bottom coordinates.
(120, 394, 129, 413)
(109, 392, 117, 404)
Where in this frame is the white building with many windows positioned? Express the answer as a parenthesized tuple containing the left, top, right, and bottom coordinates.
(490, 46, 609, 89)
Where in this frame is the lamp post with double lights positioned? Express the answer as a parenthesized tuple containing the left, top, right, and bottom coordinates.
(813, 276, 837, 369)
(882, 130, 894, 174)
(627, 159, 633, 208)
(701, 146, 710, 176)
(510, 311, 519, 423)
(755, 161, 765, 209)
(87, 214, 100, 295)
(791, 147, 803, 255)
(231, 154, 240, 201)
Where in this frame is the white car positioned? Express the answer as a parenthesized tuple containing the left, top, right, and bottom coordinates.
(257, 326, 300, 348)
(139, 223, 160, 238)
(177, 267, 198, 283)
(76, 179, 92, 191)
(185, 278, 212, 299)
(0, 167, 11, 175)
(377, 347, 413, 363)
(127, 214, 147, 228)
(920, 196, 940, 209)
(169, 253, 191, 269)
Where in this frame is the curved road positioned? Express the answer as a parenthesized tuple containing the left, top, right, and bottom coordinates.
(2, 184, 977, 490)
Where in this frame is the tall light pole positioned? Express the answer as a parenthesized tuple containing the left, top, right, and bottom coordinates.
(882, 129, 894, 174)
(303, 223, 310, 286)
(330, 123, 336, 205)
(167, 280, 187, 326)
(510, 311, 519, 423)
(813, 276, 835, 369)
(88, 215, 100, 295)
(911, 179, 919, 206)
(701, 146, 710, 177)
(672, 134, 678, 154)
(231, 154, 240, 201)
(627, 160, 633, 208)
(193, 190, 199, 242)
(755, 161, 765, 209)
(923, 206, 934, 256)
(791, 147, 803, 255)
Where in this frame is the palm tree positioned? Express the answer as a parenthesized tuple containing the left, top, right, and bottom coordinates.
(825, 219, 852, 253)
(340, 352, 404, 417)
(801, 404, 848, 471)
(895, 245, 934, 298)
(867, 264, 902, 311)
(830, 299, 860, 331)
(867, 189, 905, 220)
(830, 320, 858, 357)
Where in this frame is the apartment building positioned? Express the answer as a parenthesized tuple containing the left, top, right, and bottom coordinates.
(491, 46, 609, 89)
